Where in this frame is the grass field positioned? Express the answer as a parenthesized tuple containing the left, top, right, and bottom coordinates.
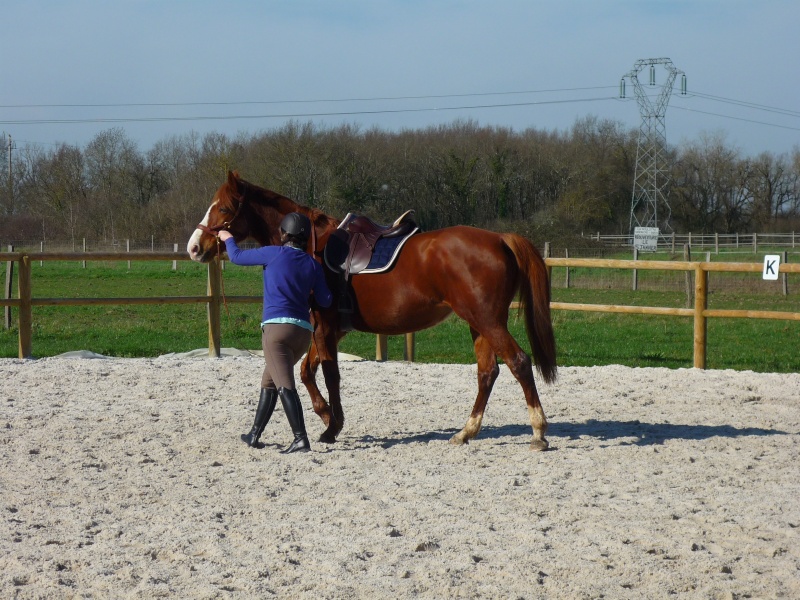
(1, 258, 798, 373)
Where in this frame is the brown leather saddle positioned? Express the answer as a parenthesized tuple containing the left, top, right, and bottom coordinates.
(324, 210, 419, 320)
(324, 209, 418, 277)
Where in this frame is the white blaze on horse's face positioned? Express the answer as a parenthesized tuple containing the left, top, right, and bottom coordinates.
(187, 203, 215, 261)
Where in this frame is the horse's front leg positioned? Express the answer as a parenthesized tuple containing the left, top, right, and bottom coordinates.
(305, 310, 346, 444)
(318, 353, 344, 443)
(300, 341, 333, 428)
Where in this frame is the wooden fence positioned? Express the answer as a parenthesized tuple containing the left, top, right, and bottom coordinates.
(0, 251, 259, 360)
(2, 251, 799, 368)
(586, 231, 798, 253)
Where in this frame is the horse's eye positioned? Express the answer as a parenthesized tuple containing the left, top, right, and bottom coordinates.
(219, 208, 231, 215)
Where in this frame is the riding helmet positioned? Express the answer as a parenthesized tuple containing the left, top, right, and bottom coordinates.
(280, 212, 311, 240)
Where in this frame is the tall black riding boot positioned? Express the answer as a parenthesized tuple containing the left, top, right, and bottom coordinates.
(278, 387, 311, 454)
(240, 387, 278, 447)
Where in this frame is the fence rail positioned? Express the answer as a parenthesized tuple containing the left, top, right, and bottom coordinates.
(2, 251, 799, 368)
(586, 231, 798, 252)
(545, 257, 800, 368)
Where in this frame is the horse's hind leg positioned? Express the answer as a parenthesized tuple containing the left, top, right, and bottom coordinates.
(450, 329, 499, 446)
(482, 326, 549, 451)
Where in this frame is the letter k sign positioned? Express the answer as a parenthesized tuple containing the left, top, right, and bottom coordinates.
(762, 255, 780, 280)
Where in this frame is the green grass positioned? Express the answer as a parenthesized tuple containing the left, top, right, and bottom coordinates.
(1, 260, 798, 372)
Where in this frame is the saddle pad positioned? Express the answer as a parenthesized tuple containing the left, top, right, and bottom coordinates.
(362, 228, 419, 273)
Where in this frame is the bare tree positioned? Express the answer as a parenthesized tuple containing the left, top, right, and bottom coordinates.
(748, 151, 795, 229)
(23, 144, 87, 246)
(672, 133, 750, 233)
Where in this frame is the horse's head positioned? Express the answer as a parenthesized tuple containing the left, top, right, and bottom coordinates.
(187, 171, 258, 262)
(188, 170, 339, 263)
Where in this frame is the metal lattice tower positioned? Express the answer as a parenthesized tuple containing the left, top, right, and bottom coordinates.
(621, 58, 686, 234)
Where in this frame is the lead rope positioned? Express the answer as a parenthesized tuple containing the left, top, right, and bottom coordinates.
(211, 234, 232, 319)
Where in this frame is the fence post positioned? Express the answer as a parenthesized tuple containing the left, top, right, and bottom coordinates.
(782, 251, 788, 296)
(543, 242, 551, 282)
(18, 254, 32, 359)
(714, 233, 719, 255)
(671, 232, 675, 253)
(693, 263, 708, 369)
(82, 238, 86, 269)
(4, 245, 13, 329)
(632, 247, 639, 291)
(565, 248, 571, 289)
(127, 239, 131, 270)
(403, 333, 416, 362)
(207, 257, 222, 358)
(753, 233, 757, 254)
(376, 334, 388, 361)
(684, 244, 693, 308)
(172, 243, 178, 271)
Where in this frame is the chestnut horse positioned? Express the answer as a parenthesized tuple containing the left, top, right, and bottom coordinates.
(187, 171, 557, 450)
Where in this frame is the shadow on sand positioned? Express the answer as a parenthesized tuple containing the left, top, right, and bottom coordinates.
(355, 419, 788, 449)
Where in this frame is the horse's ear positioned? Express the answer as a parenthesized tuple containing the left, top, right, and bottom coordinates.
(227, 170, 243, 198)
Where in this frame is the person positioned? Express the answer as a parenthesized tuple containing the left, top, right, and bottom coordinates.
(218, 212, 332, 453)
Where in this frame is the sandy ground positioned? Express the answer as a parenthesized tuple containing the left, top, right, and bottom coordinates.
(1, 355, 799, 599)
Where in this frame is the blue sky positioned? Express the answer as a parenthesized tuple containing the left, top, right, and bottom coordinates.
(1, 0, 798, 156)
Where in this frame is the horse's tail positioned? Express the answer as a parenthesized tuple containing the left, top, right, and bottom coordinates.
(501, 233, 558, 384)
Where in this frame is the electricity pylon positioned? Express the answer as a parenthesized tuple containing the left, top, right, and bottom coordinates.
(620, 58, 686, 234)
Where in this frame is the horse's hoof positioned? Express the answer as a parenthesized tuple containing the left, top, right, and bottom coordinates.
(318, 431, 337, 444)
(449, 434, 468, 446)
(529, 439, 549, 452)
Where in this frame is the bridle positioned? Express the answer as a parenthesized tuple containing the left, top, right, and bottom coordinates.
(196, 196, 245, 239)
(195, 196, 245, 316)
(195, 197, 322, 321)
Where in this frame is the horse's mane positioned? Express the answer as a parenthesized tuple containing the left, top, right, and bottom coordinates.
(222, 171, 340, 238)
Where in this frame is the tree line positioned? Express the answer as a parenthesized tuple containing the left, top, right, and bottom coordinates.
(1, 118, 798, 247)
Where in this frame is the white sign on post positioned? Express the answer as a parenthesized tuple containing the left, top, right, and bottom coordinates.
(633, 227, 659, 252)
(762, 255, 781, 280)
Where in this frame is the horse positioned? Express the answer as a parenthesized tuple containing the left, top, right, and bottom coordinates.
(187, 171, 557, 450)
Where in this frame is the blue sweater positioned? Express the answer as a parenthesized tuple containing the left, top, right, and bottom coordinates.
(224, 239, 333, 324)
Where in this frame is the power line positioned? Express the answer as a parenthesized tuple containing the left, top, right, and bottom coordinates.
(0, 95, 618, 126)
(670, 104, 800, 132)
(0, 86, 616, 110)
(3, 84, 798, 146)
(681, 90, 800, 119)
(618, 86, 800, 132)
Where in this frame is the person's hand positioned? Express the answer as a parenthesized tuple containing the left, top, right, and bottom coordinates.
(218, 231, 233, 242)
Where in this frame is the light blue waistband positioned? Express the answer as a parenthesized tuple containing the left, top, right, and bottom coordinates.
(261, 317, 313, 332)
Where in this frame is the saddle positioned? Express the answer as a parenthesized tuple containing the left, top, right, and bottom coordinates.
(324, 210, 419, 277)
(324, 210, 420, 322)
